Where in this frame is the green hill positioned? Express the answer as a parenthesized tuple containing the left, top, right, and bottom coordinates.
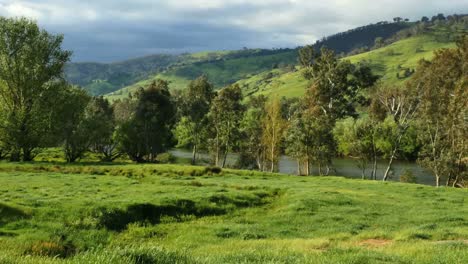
(71, 21, 416, 99)
(106, 49, 298, 100)
(236, 23, 466, 99)
(0, 163, 467, 263)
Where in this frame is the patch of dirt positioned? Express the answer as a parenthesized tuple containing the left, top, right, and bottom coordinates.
(359, 239, 393, 247)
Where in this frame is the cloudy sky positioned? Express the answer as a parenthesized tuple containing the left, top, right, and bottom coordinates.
(0, 0, 467, 62)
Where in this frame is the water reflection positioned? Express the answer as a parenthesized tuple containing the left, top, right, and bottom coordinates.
(170, 149, 435, 186)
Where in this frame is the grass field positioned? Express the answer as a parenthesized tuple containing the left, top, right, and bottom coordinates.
(0, 162, 466, 263)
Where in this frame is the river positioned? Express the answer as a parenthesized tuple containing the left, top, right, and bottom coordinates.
(170, 149, 436, 186)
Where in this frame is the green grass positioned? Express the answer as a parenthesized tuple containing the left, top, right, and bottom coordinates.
(347, 34, 456, 84)
(0, 162, 466, 263)
(236, 25, 466, 99)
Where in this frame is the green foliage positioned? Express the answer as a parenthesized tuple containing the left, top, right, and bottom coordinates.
(400, 169, 417, 183)
(208, 84, 245, 167)
(58, 86, 92, 162)
(0, 17, 71, 161)
(116, 80, 176, 162)
(175, 76, 214, 164)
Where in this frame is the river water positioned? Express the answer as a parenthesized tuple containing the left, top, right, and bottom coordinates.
(170, 149, 436, 186)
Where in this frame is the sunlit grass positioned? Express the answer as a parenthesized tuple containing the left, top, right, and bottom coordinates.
(0, 162, 466, 263)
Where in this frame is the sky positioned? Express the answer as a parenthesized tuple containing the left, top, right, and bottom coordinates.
(0, 0, 467, 62)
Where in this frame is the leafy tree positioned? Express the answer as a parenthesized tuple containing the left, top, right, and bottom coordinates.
(334, 117, 380, 179)
(57, 87, 92, 163)
(239, 95, 267, 170)
(298, 45, 316, 79)
(374, 37, 385, 48)
(410, 36, 467, 187)
(116, 80, 175, 163)
(285, 107, 329, 176)
(87, 97, 120, 162)
(372, 84, 419, 181)
(0, 17, 71, 161)
(262, 97, 287, 172)
(174, 76, 214, 164)
(208, 84, 244, 167)
(305, 48, 377, 122)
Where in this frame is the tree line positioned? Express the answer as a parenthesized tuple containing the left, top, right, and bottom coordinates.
(0, 18, 466, 187)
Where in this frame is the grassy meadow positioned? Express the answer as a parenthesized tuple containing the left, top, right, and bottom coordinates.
(0, 162, 467, 263)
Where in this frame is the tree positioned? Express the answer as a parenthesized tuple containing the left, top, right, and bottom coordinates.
(57, 87, 92, 163)
(298, 45, 316, 79)
(0, 17, 71, 161)
(87, 97, 120, 162)
(305, 48, 377, 122)
(393, 17, 403, 23)
(421, 16, 430, 23)
(208, 84, 244, 167)
(334, 117, 379, 179)
(174, 76, 214, 164)
(374, 37, 385, 49)
(116, 80, 175, 163)
(372, 84, 419, 181)
(262, 97, 287, 172)
(239, 95, 268, 170)
(410, 36, 468, 187)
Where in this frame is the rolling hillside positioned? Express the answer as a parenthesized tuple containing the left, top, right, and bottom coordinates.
(69, 21, 416, 98)
(236, 23, 466, 98)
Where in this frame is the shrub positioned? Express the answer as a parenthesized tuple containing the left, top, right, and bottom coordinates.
(400, 170, 417, 183)
(204, 166, 222, 175)
(156, 153, 176, 164)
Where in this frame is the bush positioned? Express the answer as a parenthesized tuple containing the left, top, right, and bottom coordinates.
(400, 170, 417, 183)
(204, 166, 222, 175)
(156, 153, 176, 164)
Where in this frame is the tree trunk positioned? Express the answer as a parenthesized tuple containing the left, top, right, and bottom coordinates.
(372, 155, 377, 180)
(383, 150, 397, 181)
(191, 145, 197, 165)
(297, 159, 301, 175)
(435, 173, 441, 187)
(306, 158, 310, 176)
(215, 132, 220, 166)
(222, 151, 228, 168)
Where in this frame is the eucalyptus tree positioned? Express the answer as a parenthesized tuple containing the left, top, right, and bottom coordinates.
(262, 97, 287, 172)
(410, 36, 467, 187)
(174, 76, 214, 164)
(208, 84, 244, 167)
(372, 84, 419, 181)
(116, 80, 175, 163)
(0, 17, 71, 161)
(239, 95, 268, 170)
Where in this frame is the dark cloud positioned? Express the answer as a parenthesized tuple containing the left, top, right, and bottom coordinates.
(1, 0, 467, 62)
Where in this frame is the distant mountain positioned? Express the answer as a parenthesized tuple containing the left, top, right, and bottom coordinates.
(312, 21, 412, 54)
(66, 15, 465, 98)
